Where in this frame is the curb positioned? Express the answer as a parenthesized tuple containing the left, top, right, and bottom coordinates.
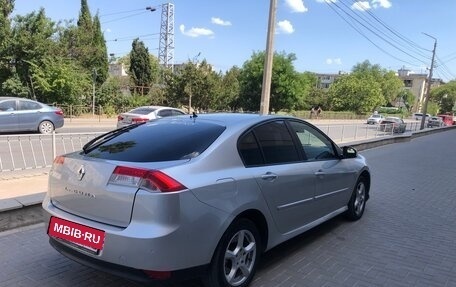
(0, 192, 46, 232)
(1, 126, 455, 232)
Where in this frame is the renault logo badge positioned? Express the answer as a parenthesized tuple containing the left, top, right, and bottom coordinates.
(77, 165, 86, 181)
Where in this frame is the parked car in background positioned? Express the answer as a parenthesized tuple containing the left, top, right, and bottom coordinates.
(379, 117, 407, 133)
(43, 113, 370, 287)
(438, 114, 454, 126)
(412, 113, 430, 121)
(427, 116, 444, 128)
(0, 97, 64, 134)
(117, 106, 186, 128)
(366, 114, 384, 124)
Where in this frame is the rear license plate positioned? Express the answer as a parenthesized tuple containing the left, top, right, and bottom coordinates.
(48, 216, 105, 251)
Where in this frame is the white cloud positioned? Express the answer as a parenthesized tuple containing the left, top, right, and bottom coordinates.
(372, 0, 392, 9)
(326, 58, 342, 65)
(285, 0, 308, 13)
(179, 24, 214, 38)
(316, 0, 337, 3)
(277, 20, 294, 34)
(351, 1, 371, 11)
(211, 17, 232, 26)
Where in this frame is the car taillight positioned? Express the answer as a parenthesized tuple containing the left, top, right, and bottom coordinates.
(108, 166, 186, 193)
(131, 117, 148, 124)
(53, 156, 65, 165)
(117, 115, 124, 121)
(55, 110, 64, 116)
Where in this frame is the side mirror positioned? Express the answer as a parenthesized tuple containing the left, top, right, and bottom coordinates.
(343, 146, 357, 158)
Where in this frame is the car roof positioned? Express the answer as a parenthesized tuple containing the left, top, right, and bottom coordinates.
(0, 96, 21, 101)
(0, 96, 38, 101)
(161, 113, 302, 129)
(134, 105, 181, 110)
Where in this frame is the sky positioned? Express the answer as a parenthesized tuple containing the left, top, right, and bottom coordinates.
(12, 0, 456, 82)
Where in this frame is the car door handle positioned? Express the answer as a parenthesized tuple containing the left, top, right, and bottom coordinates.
(315, 169, 325, 176)
(261, 172, 277, 181)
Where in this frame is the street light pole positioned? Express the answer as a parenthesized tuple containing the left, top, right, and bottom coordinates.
(259, 0, 277, 115)
(420, 33, 437, 130)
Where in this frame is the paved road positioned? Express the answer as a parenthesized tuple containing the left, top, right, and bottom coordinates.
(1, 129, 455, 286)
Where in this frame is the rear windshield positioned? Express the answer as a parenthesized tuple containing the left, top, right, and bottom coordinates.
(84, 120, 225, 162)
(129, 107, 156, 115)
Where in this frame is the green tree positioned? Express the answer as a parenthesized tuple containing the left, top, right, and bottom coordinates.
(239, 51, 309, 112)
(31, 56, 91, 105)
(217, 66, 241, 111)
(396, 89, 415, 111)
(129, 38, 152, 94)
(164, 60, 221, 112)
(430, 80, 456, 113)
(352, 60, 404, 105)
(0, 0, 14, 89)
(329, 73, 384, 114)
(92, 14, 108, 85)
(10, 8, 57, 99)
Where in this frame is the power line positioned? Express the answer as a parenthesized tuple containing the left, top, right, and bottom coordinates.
(107, 33, 160, 42)
(334, 0, 430, 65)
(100, 8, 148, 17)
(435, 56, 456, 80)
(338, 0, 431, 62)
(101, 11, 150, 25)
(325, 1, 426, 67)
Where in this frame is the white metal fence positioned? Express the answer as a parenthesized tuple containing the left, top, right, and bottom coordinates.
(0, 132, 104, 172)
(0, 122, 426, 172)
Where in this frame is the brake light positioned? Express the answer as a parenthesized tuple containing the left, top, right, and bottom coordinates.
(53, 156, 65, 165)
(55, 110, 64, 116)
(117, 115, 124, 121)
(108, 166, 186, 193)
(131, 117, 148, 124)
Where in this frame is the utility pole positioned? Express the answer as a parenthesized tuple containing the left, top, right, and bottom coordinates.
(259, 0, 277, 115)
(92, 68, 97, 117)
(420, 33, 437, 130)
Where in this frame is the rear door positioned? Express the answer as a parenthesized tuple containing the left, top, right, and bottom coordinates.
(239, 120, 318, 234)
(16, 100, 43, 131)
(0, 100, 18, 132)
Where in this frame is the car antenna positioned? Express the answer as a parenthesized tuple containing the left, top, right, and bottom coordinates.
(190, 112, 198, 122)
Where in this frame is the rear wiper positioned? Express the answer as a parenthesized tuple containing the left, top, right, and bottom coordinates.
(82, 122, 146, 154)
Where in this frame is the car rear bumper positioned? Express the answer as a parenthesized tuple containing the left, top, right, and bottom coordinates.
(49, 237, 207, 282)
(42, 190, 230, 273)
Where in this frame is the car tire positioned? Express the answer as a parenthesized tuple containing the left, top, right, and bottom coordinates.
(344, 177, 368, 221)
(38, 120, 54, 134)
(204, 219, 261, 287)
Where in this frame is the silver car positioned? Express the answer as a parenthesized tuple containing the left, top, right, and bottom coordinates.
(116, 105, 186, 128)
(0, 97, 64, 134)
(43, 113, 370, 286)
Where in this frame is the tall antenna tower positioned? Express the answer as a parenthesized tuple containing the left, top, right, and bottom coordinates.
(158, 3, 174, 71)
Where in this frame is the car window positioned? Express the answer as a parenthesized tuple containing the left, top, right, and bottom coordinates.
(251, 120, 300, 165)
(238, 131, 264, 167)
(288, 121, 337, 161)
(19, 100, 41, 111)
(0, 100, 17, 111)
(157, 109, 172, 117)
(85, 120, 225, 162)
(130, 107, 155, 115)
(172, 110, 185, 116)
